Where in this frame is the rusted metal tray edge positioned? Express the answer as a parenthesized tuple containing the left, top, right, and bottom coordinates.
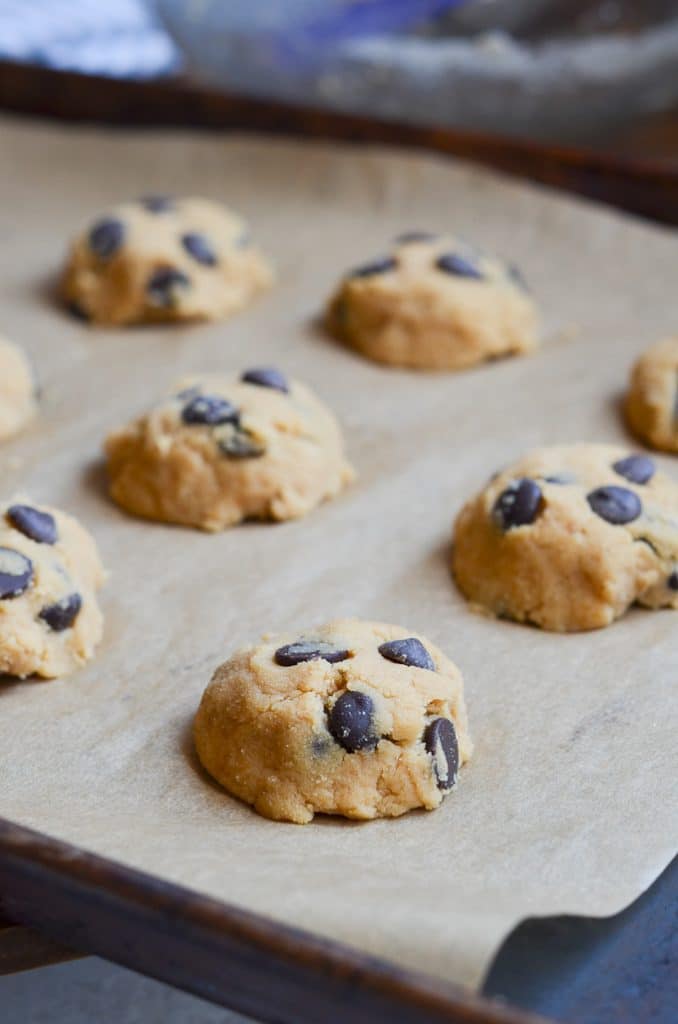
(0, 817, 544, 1024)
(0, 60, 676, 225)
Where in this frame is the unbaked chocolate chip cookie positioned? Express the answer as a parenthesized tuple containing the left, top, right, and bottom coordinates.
(62, 196, 272, 325)
(325, 232, 537, 370)
(105, 369, 354, 530)
(0, 500, 105, 678)
(452, 444, 678, 632)
(625, 337, 678, 453)
(0, 336, 38, 442)
(194, 618, 472, 823)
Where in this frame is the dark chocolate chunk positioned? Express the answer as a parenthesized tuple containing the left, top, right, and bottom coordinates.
(378, 637, 435, 671)
(328, 691, 377, 753)
(349, 257, 397, 278)
(424, 718, 459, 791)
(39, 593, 82, 632)
(181, 394, 239, 426)
(395, 231, 436, 244)
(181, 232, 217, 267)
(492, 478, 543, 530)
(7, 505, 57, 545)
(612, 454, 655, 485)
(274, 640, 350, 666)
(0, 548, 33, 599)
(146, 267, 190, 308)
(668, 571, 678, 591)
(140, 194, 174, 213)
(88, 218, 125, 260)
(217, 427, 266, 460)
(435, 252, 483, 280)
(241, 367, 289, 394)
(587, 486, 641, 525)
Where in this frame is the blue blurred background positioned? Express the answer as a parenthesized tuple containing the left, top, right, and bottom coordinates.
(0, 2, 676, 144)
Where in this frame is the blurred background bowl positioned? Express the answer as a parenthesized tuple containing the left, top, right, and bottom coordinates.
(155, 0, 678, 143)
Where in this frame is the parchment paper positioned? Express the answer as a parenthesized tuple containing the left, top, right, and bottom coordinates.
(0, 116, 676, 991)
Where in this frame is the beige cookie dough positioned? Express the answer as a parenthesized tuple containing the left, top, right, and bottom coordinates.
(105, 368, 354, 531)
(0, 336, 37, 442)
(326, 231, 538, 370)
(453, 444, 678, 633)
(194, 619, 472, 824)
(625, 337, 678, 453)
(0, 500, 105, 678)
(61, 196, 273, 326)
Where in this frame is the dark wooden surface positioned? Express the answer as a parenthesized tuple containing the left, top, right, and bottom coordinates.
(0, 60, 676, 226)
(0, 817, 546, 1024)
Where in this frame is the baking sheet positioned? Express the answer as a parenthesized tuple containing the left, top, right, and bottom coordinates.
(0, 116, 676, 991)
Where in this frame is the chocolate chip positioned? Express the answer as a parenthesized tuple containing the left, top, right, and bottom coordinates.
(349, 257, 397, 278)
(39, 593, 82, 632)
(378, 637, 435, 671)
(0, 548, 33, 599)
(217, 426, 266, 460)
(493, 478, 543, 530)
(146, 267, 190, 308)
(395, 231, 436, 244)
(181, 395, 239, 426)
(328, 691, 377, 753)
(436, 253, 483, 280)
(241, 367, 289, 394)
(587, 486, 641, 525)
(668, 571, 678, 591)
(88, 218, 125, 260)
(274, 640, 350, 666)
(613, 454, 655, 485)
(424, 718, 459, 791)
(7, 505, 57, 545)
(140, 195, 174, 213)
(181, 232, 217, 267)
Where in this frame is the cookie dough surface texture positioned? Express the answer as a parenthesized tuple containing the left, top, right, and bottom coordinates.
(625, 337, 678, 453)
(62, 196, 273, 326)
(194, 619, 472, 824)
(326, 232, 537, 370)
(105, 368, 354, 531)
(453, 444, 678, 633)
(0, 500, 105, 678)
(0, 336, 37, 442)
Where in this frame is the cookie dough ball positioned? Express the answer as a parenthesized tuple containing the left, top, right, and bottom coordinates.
(0, 500, 105, 678)
(325, 231, 538, 370)
(625, 337, 678, 453)
(105, 368, 354, 531)
(0, 336, 37, 442)
(61, 196, 273, 326)
(452, 444, 678, 633)
(194, 619, 472, 824)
